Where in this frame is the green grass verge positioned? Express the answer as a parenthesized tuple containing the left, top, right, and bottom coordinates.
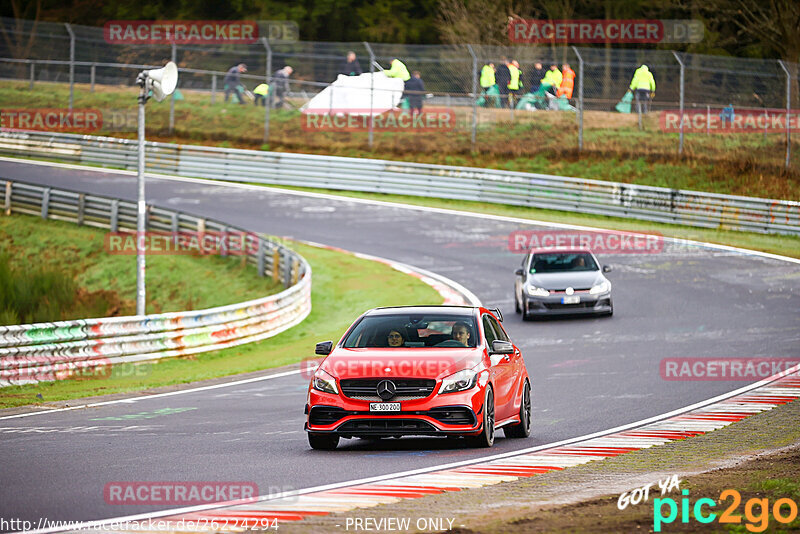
(250, 184, 800, 260)
(0, 213, 281, 316)
(0, 242, 443, 408)
(1, 81, 798, 199)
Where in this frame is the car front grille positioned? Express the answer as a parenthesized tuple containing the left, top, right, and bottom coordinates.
(338, 419, 437, 433)
(543, 302, 597, 310)
(339, 378, 436, 401)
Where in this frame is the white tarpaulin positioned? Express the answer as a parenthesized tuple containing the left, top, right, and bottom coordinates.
(301, 72, 404, 116)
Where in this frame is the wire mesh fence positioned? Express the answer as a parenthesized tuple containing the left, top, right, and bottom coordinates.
(1, 17, 798, 171)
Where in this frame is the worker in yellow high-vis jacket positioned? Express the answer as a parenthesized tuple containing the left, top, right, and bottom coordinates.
(629, 64, 656, 113)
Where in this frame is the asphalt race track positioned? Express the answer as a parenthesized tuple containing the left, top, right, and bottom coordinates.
(1, 159, 798, 527)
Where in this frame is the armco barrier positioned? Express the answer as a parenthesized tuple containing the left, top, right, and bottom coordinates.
(1, 130, 798, 235)
(0, 179, 311, 387)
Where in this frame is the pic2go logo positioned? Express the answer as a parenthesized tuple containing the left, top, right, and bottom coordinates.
(654, 489, 800, 532)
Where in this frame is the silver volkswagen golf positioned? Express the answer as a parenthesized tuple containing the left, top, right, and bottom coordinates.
(514, 248, 613, 319)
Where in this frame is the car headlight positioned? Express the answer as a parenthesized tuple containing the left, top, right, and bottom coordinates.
(526, 285, 550, 297)
(590, 280, 611, 294)
(439, 369, 478, 394)
(312, 368, 338, 394)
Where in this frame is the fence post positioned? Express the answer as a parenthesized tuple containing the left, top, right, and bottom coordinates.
(4, 181, 11, 216)
(41, 188, 50, 219)
(29, 61, 35, 90)
(672, 51, 685, 154)
(90, 63, 96, 92)
(467, 45, 478, 150)
(65, 23, 75, 111)
(77, 193, 85, 225)
(110, 200, 119, 231)
(364, 42, 375, 149)
(778, 60, 791, 170)
(572, 46, 584, 153)
(272, 247, 280, 282)
(211, 74, 216, 104)
(169, 43, 176, 135)
(261, 37, 272, 144)
(257, 239, 265, 277)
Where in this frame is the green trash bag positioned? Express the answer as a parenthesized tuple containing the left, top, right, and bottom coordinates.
(477, 85, 501, 108)
(556, 96, 573, 111)
(615, 90, 633, 113)
(516, 85, 548, 110)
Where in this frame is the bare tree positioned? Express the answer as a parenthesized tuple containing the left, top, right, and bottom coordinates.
(436, 0, 522, 46)
(0, 0, 43, 73)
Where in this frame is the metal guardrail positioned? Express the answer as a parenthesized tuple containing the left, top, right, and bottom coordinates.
(0, 178, 312, 387)
(1, 129, 798, 235)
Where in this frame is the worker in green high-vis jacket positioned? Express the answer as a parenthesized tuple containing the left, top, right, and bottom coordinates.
(480, 62, 496, 93)
(385, 58, 411, 107)
(253, 83, 269, 107)
(629, 64, 656, 113)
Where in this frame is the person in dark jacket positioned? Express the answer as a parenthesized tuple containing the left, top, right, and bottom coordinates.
(272, 66, 293, 108)
(528, 62, 546, 94)
(339, 51, 363, 76)
(223, 63, 247, 104)
(405, 71, 425, 115)
(495, 58, 511, 108)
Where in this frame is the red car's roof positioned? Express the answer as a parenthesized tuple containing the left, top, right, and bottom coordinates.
(365, 305, 478, 317)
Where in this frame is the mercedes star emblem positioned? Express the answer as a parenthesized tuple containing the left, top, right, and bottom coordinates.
(376, 380, 396, 400)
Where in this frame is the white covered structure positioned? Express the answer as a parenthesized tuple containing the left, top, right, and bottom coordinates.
(301, 72, 405, 116)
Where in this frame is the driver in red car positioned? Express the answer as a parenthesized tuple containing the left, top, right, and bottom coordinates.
(451, 322, 471, 347)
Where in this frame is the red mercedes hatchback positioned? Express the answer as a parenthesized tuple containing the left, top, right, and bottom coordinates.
(305, 306, 531, 450)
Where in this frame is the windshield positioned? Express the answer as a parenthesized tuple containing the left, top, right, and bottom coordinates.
(530, 252, 598, 273)
(343, 313, 479, 348)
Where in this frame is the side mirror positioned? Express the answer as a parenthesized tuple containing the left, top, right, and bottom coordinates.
(602, 265, 612, 273)
(315, 341, 333, 355)
(490, 340, 514, 355)
(515, 268, 524, 276)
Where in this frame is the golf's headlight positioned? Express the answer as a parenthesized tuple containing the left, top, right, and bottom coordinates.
(590, 280, 611, 294)
(439, 369, 478, 394)
(312, 368, 338, 394)
(526, 285, 549, 297)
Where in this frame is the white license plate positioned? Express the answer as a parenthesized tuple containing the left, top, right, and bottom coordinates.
(370, 402, 401, 412)
(561, 295, 580, 304)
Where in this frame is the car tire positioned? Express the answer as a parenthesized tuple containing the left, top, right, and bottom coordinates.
(521, 301, 533, 322)
(514, 291, 521, 314)
(468, 386, 495, 448)
(308, 432, 339, 450)
(504, 380, 531, 438)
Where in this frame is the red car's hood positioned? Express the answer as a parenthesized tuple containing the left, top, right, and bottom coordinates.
(322, 347, 483, 380)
